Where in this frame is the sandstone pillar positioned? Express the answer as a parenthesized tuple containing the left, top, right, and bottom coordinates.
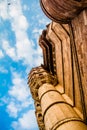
(38, 83, 87, 130)
(28, 66, 87, 130)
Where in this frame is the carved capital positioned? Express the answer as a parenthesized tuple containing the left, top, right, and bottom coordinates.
(28, 66, 58, 100)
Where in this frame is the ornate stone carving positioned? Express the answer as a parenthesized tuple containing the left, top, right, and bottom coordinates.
(28, 66, 58, 100)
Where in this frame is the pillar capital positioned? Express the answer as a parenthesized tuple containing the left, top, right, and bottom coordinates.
(28, 66, 58, 100)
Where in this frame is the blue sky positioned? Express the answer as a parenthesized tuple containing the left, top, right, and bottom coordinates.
(0, 0, 50, 130)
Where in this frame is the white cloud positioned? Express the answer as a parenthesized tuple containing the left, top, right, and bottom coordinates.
(33, 45, 43, 66)
(8, 71, 30, 101)
(0, 96, 9, 104)
(2, 40, 17, 60)
(0, 0, 42, 67)
(39, 18, 50, 25)
(12, 110, 38, 130)
(32, 28, 43, 41)
(9, 1, 21, 18)
(16, 38, 34, 66)
(34, 56, 43, 66)
(18, 110, 37, 129)
(11, 15, 29, 31)
(2, 36, 43, 67)
(0, 1, 8, 20)
(7, 101, 18, 118)
(33, 28, 42, 34)
(0, 0, 47, 68)
(0, 66, 8, 73)
(23, 5, 30, 11)
(6, 99, 34, 118)
(0, 50, 4, 58)
(9, 83, 28, 101)
(0, 62, 36, 127)
(5, 70, 34, 118)
(2, 38, 43, 67)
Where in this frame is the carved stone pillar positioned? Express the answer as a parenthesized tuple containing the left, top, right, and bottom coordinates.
(28, 66, 57, 129)
(38, 83, 87, 130)
(28, 66, 87, 130)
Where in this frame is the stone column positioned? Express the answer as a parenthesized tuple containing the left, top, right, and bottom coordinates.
(38, 83, 87, 130)
(28, 66, 87, 130)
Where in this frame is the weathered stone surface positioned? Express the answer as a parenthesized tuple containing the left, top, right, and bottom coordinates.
(28, 1, 87, 130)
(28, 66, 58, 99)
(71, 9, 87, 120)
(40, 0, 87, 23)
(46, 22, 84, 118)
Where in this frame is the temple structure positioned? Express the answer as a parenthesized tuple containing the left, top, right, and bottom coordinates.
(28, 0, 87, 130)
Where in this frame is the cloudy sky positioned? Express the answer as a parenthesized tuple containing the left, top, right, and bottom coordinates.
(0, 0, 50, 130)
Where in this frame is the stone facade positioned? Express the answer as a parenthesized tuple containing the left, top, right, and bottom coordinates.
(28, 1, 87, 130)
